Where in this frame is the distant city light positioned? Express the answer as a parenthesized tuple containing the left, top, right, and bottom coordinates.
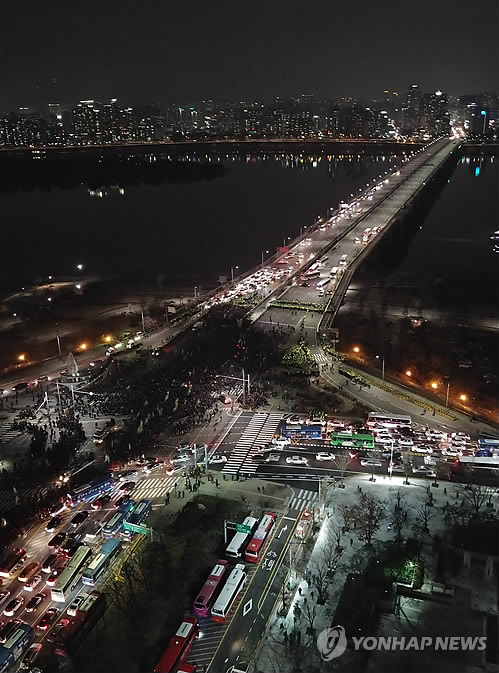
(18, 354, 25, 362)
(77, 264, 84, 271)
(80, 343, 87, 350)
(459, 394, 467, 401)
(353, 346, 360, 353)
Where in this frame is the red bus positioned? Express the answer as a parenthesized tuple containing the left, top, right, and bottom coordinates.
(193, 560, 228, 618)
(244, 513, 275, 563)
(154, 617, 199, 673)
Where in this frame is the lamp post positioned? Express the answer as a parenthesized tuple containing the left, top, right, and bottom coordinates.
(261, 250, 269, 268)
(55, 323, 62, 357)
(231, 266, 239, 282)
(376, 354, 385, 380)
(445, 381, 450, 408)
(388, 438, 394, 480)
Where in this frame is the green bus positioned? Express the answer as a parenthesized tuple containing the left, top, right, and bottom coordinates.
(330, 433, 374, 449)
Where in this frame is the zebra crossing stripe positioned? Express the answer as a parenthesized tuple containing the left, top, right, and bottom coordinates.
(288, 490, 317, 511)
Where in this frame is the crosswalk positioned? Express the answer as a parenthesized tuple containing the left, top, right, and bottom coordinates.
(222, 412, 282, 475)
(0, 421, 21, 443)
(313, 352, 330, 366)
(0, 487, 48, 513)
(110, 475, 179, 501)
(288, 488, 318, 512)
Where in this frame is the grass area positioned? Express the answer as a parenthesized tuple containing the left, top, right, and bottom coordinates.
(74, 495, 247, 673)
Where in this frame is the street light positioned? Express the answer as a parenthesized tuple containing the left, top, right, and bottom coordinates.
(77, 264, 83, 271)
(353, 346, 360, 354)
(405, 370, 412, 377)
(431, 382, 438, 389)
(18, 354, 25, 362)
(459, 394, 467, 402)
(105, 336, 112, 343)
(231, 266, 239, 282)
(79, 343, 87, 351)
(376, 354, 385, 380)
(261, 250, 269, 268)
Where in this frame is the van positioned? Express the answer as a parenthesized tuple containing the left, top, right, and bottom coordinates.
(42, 554, 58, 574)
(339, 254, 348, 266)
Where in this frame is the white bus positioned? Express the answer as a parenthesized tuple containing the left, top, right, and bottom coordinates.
(339, 254, 348, 266)
(367, 412, 412, 428)
(316, 278, 330, 290)
(51, 545, 92, 602)
(211, 563, 247, 622)
(225, 517, 257, 559)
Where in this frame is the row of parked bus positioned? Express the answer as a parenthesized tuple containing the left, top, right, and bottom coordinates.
(154, 512, 276, 673)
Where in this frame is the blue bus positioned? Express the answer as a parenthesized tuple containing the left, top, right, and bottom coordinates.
(121, 499, 152, 541)
(82, 539, 122, 586)
(67, 475, 114, 507)
(102, 500, 136, 538)
(282, 424, 323, 439)
(0, 624, 34, 673)
(477, 435, 499, 456)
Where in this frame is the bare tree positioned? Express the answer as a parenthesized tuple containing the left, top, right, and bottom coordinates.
(337, 503, 355, 532)
(389, 488, 409, 543)
(333, 453, 351, 488)
(458, 483, 495, 519)
(331, 523, 344, 552)
(350, 491, 386, 545)
(412, 501, 435, 536)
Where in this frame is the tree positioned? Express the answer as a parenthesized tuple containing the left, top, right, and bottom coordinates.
(334, 454, 351, 488)
(350, 491, 386, 546)
(389, 489, 409, 544)
(458, 483, 495, 519)
(412, 501, 435, 536)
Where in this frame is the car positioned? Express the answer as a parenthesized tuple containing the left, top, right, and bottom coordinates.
(265, 453, 281, 463)
(62, 543, 81, 559)
(375, 436, 394, 445)
(0, 592, 11, 608)
(209, 455, 227, 465)
(117, 470, 138, 481)
(360, 459, 382, 467)
(91, 495, 112, 509)
(451, 432, 471, 441)
(144, 462, 163, 473)
(171, 454, 190, 466)
(41, 554, 58, 574)
(286, 456, 308, 465)
(37, 607, 59, 631)
(259, 444, 277, 454)
(316, 452, 335, 462)
(450, 437, 467, 446)
(287, 415, 301, 425)
(119, 481, 136, 493)
(443, 448, 461, 457)
(272, 438, 291, 448)
(25, 593, 46, 613)
(23, 574, 42, 593)
(47, 618, 71, 643)
(45, 516, 63, 533)
(20, 642, 43, 670)
(3, 596, 24, 616)
(48, 532, 66, 549)
(412, 466, 436, 477)
(0, 619, 23, 644)
(424, 456, 438, 466)
(70, 511, 90, 527)
(251, 453, 266, 461)
(115, 495, 132, 508)
(67, 595, 85, 617)
(300, 282, 310, 287)
(398, 438, 413, 447)
(191, 443, 207, 455)
(413, 445, 433, 454)
(46, 565, 65, 586)
(389, 463, 405, 473)
(18, 562, 41, 583)
(49, 502, 66, 516)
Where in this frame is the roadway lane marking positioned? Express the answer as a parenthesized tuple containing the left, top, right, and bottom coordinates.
(243, 599, 253, 616)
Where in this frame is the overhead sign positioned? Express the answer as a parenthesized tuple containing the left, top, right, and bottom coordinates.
(123, 522, 149, 535)
(236, 523, 252, 534)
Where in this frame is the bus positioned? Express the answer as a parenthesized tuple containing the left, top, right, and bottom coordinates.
(82, 539, 121, 586)
(245, 513, 276, 563)
(330, 433, 374, 449)
(282, 424, 323, 439)
(193, 560, 228, 618)
(316, 278, 330, 290)
(225, 516, 258, 559)
(303, 270, 321, 280)
(66, 475, 114, 507)
(51, 545, 92, 602)
(457, 456, 499, 471)
(367, 412, 412, 429)
(477, 435, 499, 456)
(102, 500, 136, 538)
(120, 499, 152, 541)
(211, 564, 247, 623)
(449, 456, 499, 487)
(0, 548, 27, 579)
(153, 617, 199, 673)
(53, 591, 106, 657)
(0, 624, 33, 673)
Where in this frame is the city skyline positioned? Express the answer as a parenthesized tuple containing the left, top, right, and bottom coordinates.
(0, 0, 496, 110)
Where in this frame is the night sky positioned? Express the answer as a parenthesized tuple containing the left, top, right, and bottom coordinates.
(1, 0, 496, 110)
